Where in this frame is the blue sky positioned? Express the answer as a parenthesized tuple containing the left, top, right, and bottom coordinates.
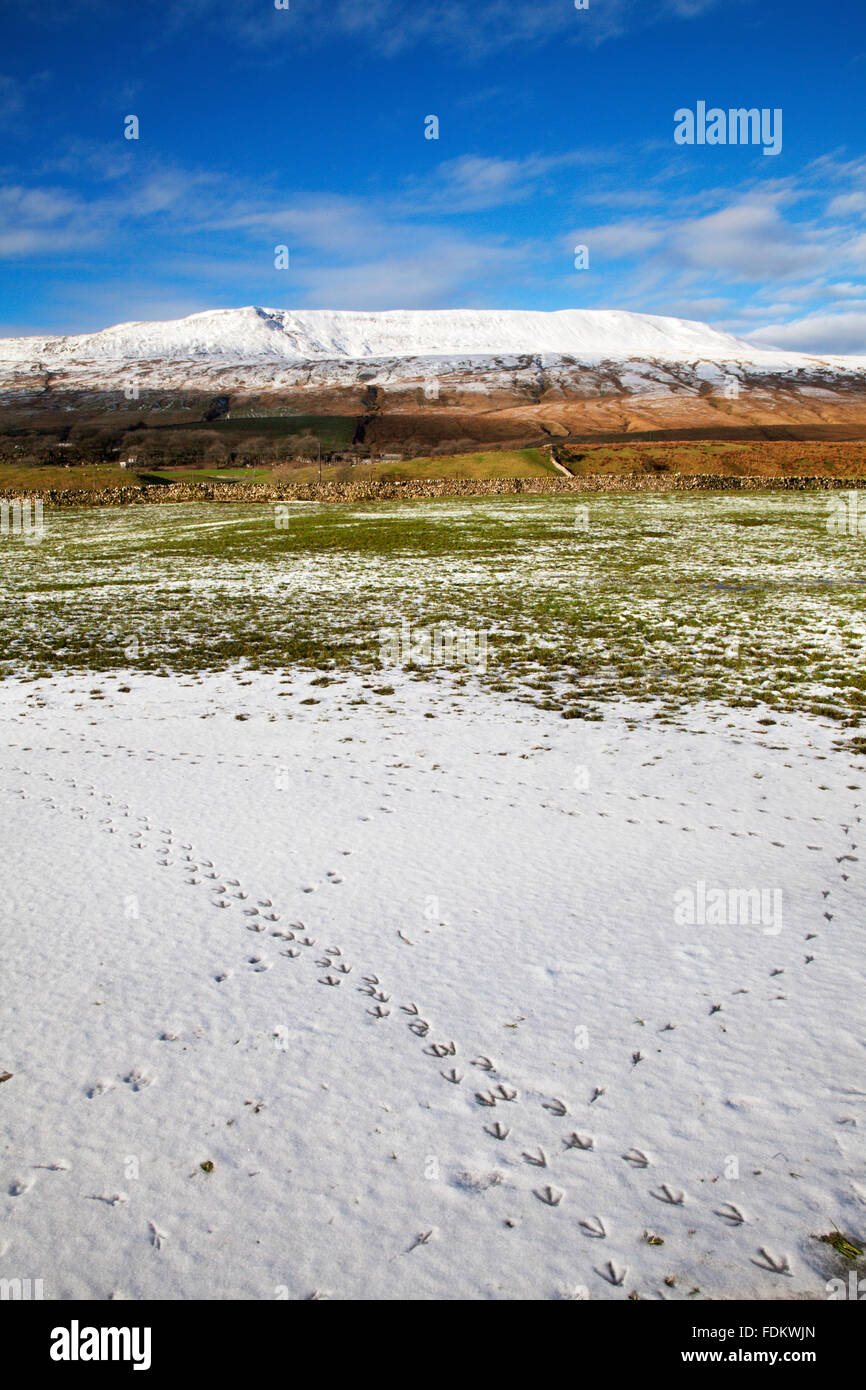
(1, 0, 865, 350)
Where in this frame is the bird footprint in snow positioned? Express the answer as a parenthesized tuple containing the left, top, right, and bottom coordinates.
(149, 1221, 168, 1251)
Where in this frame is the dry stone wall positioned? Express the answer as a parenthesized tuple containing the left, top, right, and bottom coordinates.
(2, 475, 864, 507)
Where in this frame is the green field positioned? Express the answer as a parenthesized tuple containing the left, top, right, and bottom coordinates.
(268, 448, 556, 483)
(2, 493, 866, 732)
(157, 448, 556, 485)
(362, 449, 555, 479)
(160, 466, 280, 483)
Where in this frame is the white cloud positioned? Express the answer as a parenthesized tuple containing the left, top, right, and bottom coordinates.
(206, 193, 384, 255)
(827, 190, 866, 215)
(0, 184, 105, 256)
(838, 233, 866, 267)
(659, 296, 732, 317)
(416, 150, 608, 214)
(571, 219, 667, 258)
(827, 281, 866, 298)
(748, 312, 866, 355)
(672, 201, 827, 280)
(289, 237, 529, 310)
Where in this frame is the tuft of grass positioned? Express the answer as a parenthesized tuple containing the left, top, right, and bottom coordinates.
(817, 1230, 863, 1260)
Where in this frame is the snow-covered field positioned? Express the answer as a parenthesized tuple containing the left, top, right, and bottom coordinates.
(1, 665, 864, 1301)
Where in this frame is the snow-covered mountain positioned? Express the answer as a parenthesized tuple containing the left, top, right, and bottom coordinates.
(0, 305, 863, 374)
(1, 306, 864, 410)
(0, 305, 776, 364)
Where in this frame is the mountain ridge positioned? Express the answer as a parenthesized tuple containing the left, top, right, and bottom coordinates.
(2, 304, 865, 373)
(3, 307, 866, 449)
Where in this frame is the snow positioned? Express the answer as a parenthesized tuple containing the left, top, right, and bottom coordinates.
(2, 305, 865, 394)
(1, 668, 863, 1300)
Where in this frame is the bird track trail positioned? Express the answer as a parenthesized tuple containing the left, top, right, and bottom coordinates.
(4, 728, 854, 1297)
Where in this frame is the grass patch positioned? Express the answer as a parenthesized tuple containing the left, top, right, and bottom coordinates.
(817, 1231, 863, 1260)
